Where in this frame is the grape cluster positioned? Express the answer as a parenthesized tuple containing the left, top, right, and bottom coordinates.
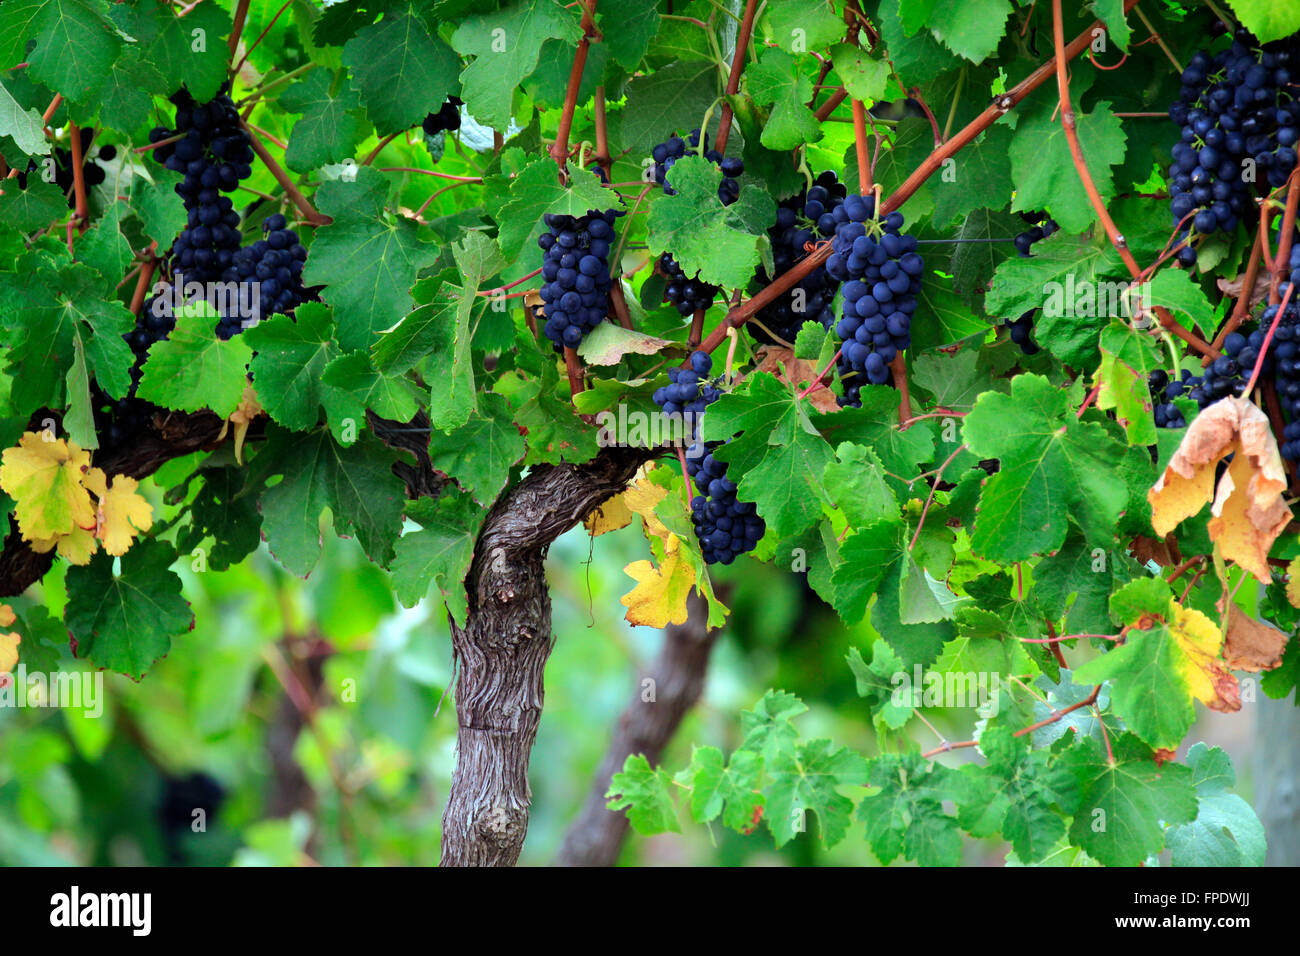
(148, 89, 253, 284)
(657, 253, 717, 315)
(1148, 369, 1195, 429)
(651, 128, 743, 203)
(538, 210, 621, 349)
(422, 96, 463, 138)
(1168, 28, 1300, 264)
(826, 194, 923, 400)
(651, 351, 765, 564)
(1263, 244, 1300, 458)
(1148, 327, 1272, 431)
(650, 130, 744, 316)
(14, 128, 116, 205)
(749, 171, 848, 346)
(218, 214, 309, 339)
(1003, 213, 1055, 353)
(1014, 212, 1058, 256)
(1006, 310, 1040, 355)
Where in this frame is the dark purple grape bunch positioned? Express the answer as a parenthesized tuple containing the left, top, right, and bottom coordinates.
(538, 209, 622, 349)
(1014, 212, 1058, 256)
(1149, 369, 1195, 429)
(652, 351, 765, 565)
(148, 89, 252, 284)
(651, 128, 743, 203)
(1263, 243, 1300, 458)
(421, 96, 463, 137)
(1006, 310, 1040, 355)
(217, 213, 310, 339)
(650, 130, 743, 316)
(658, 253, 717, 315)
(1168, 28, 1300, 265)
(14, 129, 115, 206)
(825, 193, 923, 397)
(749, 171, 848, 347)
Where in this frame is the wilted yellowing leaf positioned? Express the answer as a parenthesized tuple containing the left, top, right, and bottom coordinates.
(620, 534, 696, 628)
(1224, 604, 1288, 672)
(624, 469, 671, 542)
(83, 467, 154, 556)
(30, 524, 99, 565)
(1169, 603, 1239, 713)
(221, 384, 265, 464)
(584, 494, 633, 535)
(0, 432, 95, 542)
(1148, 397, 1291, 583)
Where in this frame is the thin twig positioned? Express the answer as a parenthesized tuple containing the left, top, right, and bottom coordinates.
(714, 0, 758, 154)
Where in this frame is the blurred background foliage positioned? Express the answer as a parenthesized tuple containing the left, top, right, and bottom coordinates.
(0, 456, 1265, 866)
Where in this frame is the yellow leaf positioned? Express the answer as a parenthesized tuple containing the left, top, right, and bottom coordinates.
(0, 631, 18, 675)
(31, 525, 100, 565)
(623, 468, 671, 542)
(584, 494, 633, 535)
(227, 385, 264, 464)
(0, 605, 18, 674)
(1169, 603, 1238, 713)
(1149, 397, 1292, 582)
(0, 432, 95, 541)
(620, 535, 697, 628)
(83, 467, 154, 556)
(1287, 556, 1300, 608)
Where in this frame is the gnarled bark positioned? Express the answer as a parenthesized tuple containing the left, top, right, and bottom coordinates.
(440, 445, 652, 866)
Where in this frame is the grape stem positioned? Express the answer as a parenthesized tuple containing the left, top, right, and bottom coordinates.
(241, 119, 331, 226)
(228, 0, 252, 59)
(1050, 0, 1219, 359)
(231, 0, 294, 77)
(919, 686, 1101, 761)
(549, 0, 600, 172)
(697, 0, 1144, 359)
(68, 121, 89, 234)
(795, 348, 842, 399)
(713, 0, 758, 154)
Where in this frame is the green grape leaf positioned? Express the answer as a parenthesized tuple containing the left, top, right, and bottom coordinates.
(342, 8, 460, 134)
(829, 44, 891, 102)
(76, 200, 133, 285)
(1059, 733, 1197, 866)
(606, 753, 681, 835)
(1165, 743, 1266, 867)
(491, 157, 613, 263)
(859, 752, 962, 866)
(846, 642, 913, 732)
(699, 371, 833, 539)
(175, 466, 263, 572)
(64, 540, 193, 679)
(280, 68, 369, 172)
(1092, 0, 1132, 51)
(426, 392, 526, 506)
(925, 0, 1013, 63)
(929, 125, 1014, 226)
(1010, 101, 1128, 234)
(1145, 268, 1212, 332)
(763, 0, 843, 53)
(305, 167, 439, 351)
(1096, 320, 1161, 445)
(390, 490, 485, 623)
(765, 739, 868, 848)
(138, 302, 253, 420)
(9, 0, 122, 104)
(1225, 0, 1300, 44)
(595, 0, 660, 70)
(679, 746, 765, 832)
(614, 59, 719, 157)
(0, 79, 48, 156)
(0, 180, 66, 231)
(451, 0, 580, 131)
(747, 48, 822, 150)
(647, 156, 775, 290)
(320, 351, 423, 441)
(253, 426, 406, 575)
(956, 726, 1067, 863)
(244, 304, 339, 430)
(962, 373, 1128, 561)
(121, 2, 231, 102)
(822, 442, 900, 527)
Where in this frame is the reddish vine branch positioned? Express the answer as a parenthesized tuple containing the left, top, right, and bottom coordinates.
(697, 0, 1140, 358)
(240, 120, 330, 225)
(714, 0, 759, 154)
(550, 0, 599, 169)
(1050, 0, 1218, 359)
